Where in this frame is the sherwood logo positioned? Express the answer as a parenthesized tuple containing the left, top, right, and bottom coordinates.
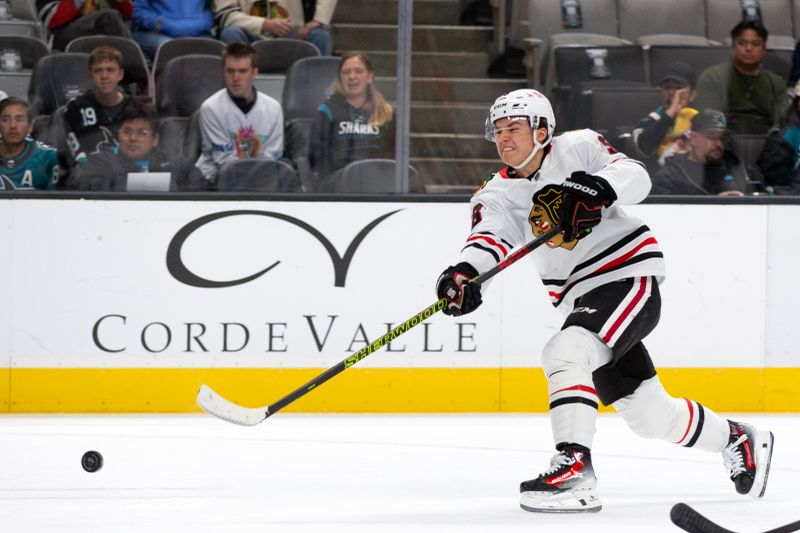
(166, 209, 401, 288)
(562, 181, 598, 196)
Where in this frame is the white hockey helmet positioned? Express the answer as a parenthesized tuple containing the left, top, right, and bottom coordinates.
(485, 89, 556, 170)
(485, 89, 556, 143)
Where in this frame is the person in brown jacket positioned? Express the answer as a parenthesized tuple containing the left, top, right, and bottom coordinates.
(213, 0, 336, 55)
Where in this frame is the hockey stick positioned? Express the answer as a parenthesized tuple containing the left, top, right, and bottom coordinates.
(671, 503, 800, 533)
(197, 224, 563, 426)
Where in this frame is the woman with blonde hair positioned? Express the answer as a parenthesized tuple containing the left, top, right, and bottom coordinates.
(310, 51, 396, 190)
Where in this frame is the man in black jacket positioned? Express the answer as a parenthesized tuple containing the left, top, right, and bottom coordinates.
(651, 109, 755, 196)
(77, 100, 203, 191)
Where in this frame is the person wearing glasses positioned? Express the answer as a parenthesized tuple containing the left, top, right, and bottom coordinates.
(77, 99, 200, 191)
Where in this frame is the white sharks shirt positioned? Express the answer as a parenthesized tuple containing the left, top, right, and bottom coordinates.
(460, 128, 666, 315)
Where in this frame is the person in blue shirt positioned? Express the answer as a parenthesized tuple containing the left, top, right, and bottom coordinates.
(0, 97, 60, 191)
(131, 0, 216, 59)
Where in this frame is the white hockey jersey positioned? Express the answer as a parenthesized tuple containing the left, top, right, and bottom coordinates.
(460, 129, 666, 315)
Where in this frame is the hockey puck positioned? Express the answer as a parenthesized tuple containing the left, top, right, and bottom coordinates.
(81, 451, 103, 473)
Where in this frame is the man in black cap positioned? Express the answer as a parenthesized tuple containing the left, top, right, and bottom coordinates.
(651, 108, 756, 195)
(633, 61, 698, 167)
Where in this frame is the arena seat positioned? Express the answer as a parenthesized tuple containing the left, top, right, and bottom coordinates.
(336, 159, 425, 193)
(156, 55, 224, 117)
(217, 159, 300, 192)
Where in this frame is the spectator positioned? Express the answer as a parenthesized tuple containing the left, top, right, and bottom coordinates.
(77, 99, 201, 190)
(194, 42, 284, 186)
(651, 109, 755, 195)
(131, 0, 215, 59)
(0, 97, 60, 190)
(62, 45, 131, 186)
(633, 61, 698, 167)
(694, 20, 789, 135)
(755, 81, 800, 194)
(43, 1, 133, 51)
(309, 51, 395, 190)
(214, 0, 335, 55)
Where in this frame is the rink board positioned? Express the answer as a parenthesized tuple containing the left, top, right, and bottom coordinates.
(0, 199, 798, 412)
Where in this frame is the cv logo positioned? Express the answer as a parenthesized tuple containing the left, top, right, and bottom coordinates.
(166, 209, 401, 288)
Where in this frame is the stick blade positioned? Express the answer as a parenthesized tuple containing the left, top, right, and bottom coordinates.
(670, 503, 735, 533)
(196, 384, 268, 426)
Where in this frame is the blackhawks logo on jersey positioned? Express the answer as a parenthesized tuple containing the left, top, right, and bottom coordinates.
(529, 184, 578, 250)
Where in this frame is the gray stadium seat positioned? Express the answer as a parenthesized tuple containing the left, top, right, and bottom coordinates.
(27, 52, 91, 116)
(156, 55, 225, 117)
(540, 33, 631, 94)
(217, 159, 300, 192)
(706, 0, 794, 43)
(618, 0, 706, 42)
(523, 0, 619, 89)
(0, 35, 48, 69)
(336, 159, 425, 193)
(252, 38, 320, 74)
(731, 133, 769, 170)
(151, 37, 225, 90)
(282, 56, 341, 190)
(764, 47, 794, 81)
(65, 35, 151, 97)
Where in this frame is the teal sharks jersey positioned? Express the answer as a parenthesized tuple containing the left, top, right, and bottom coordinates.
(0, 138, 59, 190)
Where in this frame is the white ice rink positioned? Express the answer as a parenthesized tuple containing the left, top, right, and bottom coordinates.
(0, 413, 798, 532)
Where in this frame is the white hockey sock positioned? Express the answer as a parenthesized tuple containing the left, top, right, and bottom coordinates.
(548, 382, 600, 448)
(613, 377, 729, 453)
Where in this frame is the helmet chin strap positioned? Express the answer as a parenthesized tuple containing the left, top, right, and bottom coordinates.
(511, 137, 548, 170)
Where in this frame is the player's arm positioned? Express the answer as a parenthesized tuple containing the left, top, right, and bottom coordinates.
(558, 130, 648, 241)
(436, 186, 520, 316)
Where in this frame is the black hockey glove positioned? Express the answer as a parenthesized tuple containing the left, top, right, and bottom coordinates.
(558, 171, 618, 242)
(436, 262, 482, 316)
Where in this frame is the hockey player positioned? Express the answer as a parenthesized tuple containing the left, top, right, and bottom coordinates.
(435, 89, 774, 513)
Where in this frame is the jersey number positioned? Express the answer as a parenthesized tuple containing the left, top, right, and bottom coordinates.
(597, 134, 618, 154)
(80, 108, 97, 127)
(471, 203, 484, 229)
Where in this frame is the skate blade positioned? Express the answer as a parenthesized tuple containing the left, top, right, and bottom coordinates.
(520, 488, 602, 513)
(748, 430, 774, 499)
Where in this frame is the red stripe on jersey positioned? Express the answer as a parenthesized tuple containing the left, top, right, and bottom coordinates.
(547, 237, 658, 299)
(466, 235, 508, 255)
(601, 276, 648, 343)
(550, 384, 598, 397)
(676, 398, 695, 445)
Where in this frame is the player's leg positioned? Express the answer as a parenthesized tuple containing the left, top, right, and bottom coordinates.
(520, 276, 660, 513)
(519, 326, 608, 513)
(609, 354, 774, 499)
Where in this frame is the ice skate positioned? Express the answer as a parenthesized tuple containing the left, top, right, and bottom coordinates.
(519, 444, 602, 513)
(723, 420, 774, 499)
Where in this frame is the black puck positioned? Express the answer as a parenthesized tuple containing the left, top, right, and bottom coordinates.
(81, 450, 103, 472)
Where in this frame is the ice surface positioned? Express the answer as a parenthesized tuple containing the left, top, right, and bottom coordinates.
(0, 413, 797, 532)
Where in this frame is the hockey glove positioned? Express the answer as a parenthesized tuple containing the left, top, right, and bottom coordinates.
(436, 262, 482, 316)
(559, 171, 618, 242)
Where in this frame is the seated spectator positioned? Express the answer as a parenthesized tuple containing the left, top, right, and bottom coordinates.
(214, 0, 335, 55)
(131, 0, 215, 59)
(62, 45, 131, 186)
(694, 20, 789, 135)
(651, 109, 756, 196)
(0, 97, 60, 190)
(77, 99, 202, 190)
(44, 1, 133, 51)
(633, 62, 698, 167)
(755, 81, 800, 194)
(310, 51, 395, 190)
(194, 42, 284, 187)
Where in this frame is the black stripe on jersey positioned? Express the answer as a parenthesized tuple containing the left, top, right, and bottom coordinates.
(475, 231, 513, 249)
(462, 242, 501, 263)
(542, 226, 652, 287)
(684, 403, 706, 448)
(549, 397, 599, 410)
(550, 252, 664, 308)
